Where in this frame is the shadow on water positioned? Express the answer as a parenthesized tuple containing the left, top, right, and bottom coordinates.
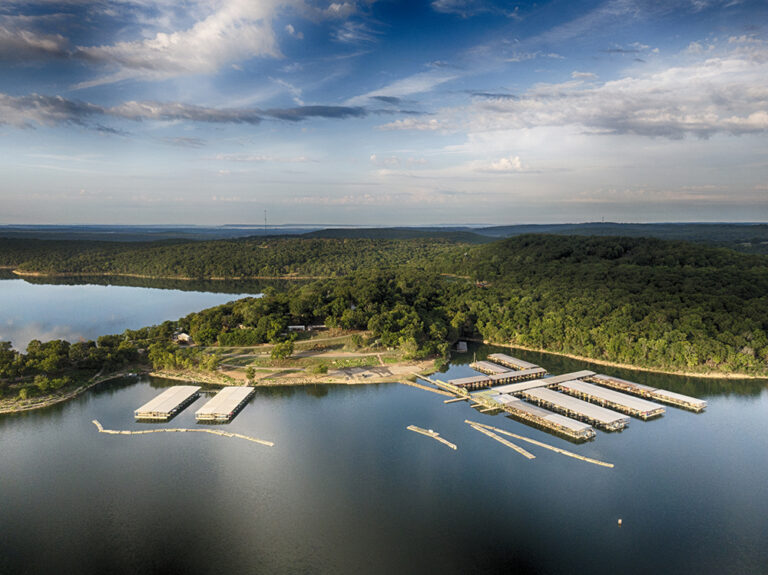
(449, 341, 768, 399)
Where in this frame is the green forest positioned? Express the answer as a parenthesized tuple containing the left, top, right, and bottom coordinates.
(3, 237, 461, 278)
(2, 233, 768, 401)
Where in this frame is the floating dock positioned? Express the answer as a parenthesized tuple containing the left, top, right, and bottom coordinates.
(447, 367, 548, 391)
(407, 425, 457, 450)
(491, 394, 596, 440)
(491, 370, 595, 396)
(465, 420, 614, 468)
(557, 380, 665, 420)
(470, 360, 512, 375)
(467, 422, 536, 459)
(488, 353, 540, 370)
(195, 386, 255, 422)
(521, 387, 630, 431)
(587, 374, 707, 412)
(134, 385, 201, 421)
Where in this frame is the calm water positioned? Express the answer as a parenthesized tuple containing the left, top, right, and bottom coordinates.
(1, 282, 768, 574)
(0, 277, 251, 350)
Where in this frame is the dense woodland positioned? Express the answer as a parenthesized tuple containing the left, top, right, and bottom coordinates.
(4, 237, 458, 277)
(2, 233, 768, 400)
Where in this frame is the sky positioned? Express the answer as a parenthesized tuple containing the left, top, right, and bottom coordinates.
(0, 0, 767, 226)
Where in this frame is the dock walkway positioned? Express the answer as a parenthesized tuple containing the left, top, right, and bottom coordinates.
(407, 425, 457, 450)
(93, 420, 273, 447)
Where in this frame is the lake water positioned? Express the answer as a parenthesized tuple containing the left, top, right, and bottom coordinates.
(0, 276, 252, 350)
(2, 280, 768, 574)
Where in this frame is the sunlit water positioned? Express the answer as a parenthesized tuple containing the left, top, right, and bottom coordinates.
(1, 281, 768, 574)
(0, 277, 250, 350)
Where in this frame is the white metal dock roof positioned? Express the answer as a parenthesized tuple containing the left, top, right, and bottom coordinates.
(497, 395, 594, 433)
(488, 353, 540, 370)
(195, 387, 254, 418)
(488, 367, 547, 382)
(490, 370, 595, 395)
(448, 374, 490, 386)
(523, 387, 629, 426)
(135, 386, 200, 416)
(558, 380, 664, 415)
(591, 373, 657, 393)
(472, 360, 512, 374)
(651, 388, 708, 409)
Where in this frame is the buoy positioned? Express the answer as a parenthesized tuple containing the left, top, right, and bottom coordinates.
(618, 518, 623, 526)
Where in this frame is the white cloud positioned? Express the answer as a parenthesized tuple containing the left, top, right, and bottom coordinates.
(74, 0, 285, 87)
(571, 71, 598, 79)
(378, 117, 442, 131)
(285, 23, 304, 39)
(480, 155, 523, 173)
(0, 24, 69, 59)
(383, 39, 768, 139)
(346, 70, 457, 105)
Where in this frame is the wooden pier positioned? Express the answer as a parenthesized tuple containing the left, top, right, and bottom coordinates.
(587, 374, 707, 412)
(557, 380, 665, 420)
(407, 425, 457, 450)
(134, 385, 201, 421)
(522, 387, 630, 431)
(195, 386, 255, 422)
(92, 420, 273, 447)
(465, 420, 614, 468)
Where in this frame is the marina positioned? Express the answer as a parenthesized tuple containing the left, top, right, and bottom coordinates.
(587, 374, 708, 412)
(134, 385, 201, 420)
(195, 386, 255, 422)
(521, 387, 630, 431)
(557, 379, 666, 420)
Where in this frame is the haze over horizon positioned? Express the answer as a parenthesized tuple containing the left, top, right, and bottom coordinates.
(1, 0, 767, 225)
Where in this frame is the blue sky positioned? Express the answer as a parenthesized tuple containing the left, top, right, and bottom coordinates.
(1, 0, 766, 225)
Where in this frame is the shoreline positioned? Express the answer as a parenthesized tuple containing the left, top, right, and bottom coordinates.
(471, 339, 768, 380)
(11, 270, 329, 281)
(0, 361, 439, 415)
(0, 368, 145, 415)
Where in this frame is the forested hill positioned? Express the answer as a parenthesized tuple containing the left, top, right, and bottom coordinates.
(303, 228, 490, 243)
(6, 237, 465, 278)
(437, 235, 768, 374)
(474, 222, 768, 254)
(2, 233, 768, 376)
